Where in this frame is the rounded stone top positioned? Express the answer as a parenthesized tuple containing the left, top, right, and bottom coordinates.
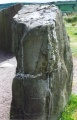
(13, 5, 59, 28)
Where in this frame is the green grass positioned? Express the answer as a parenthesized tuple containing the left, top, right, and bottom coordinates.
(64, 15, 77, 58)
(59, 94, 77, 120)
(64, 16, 77, 23)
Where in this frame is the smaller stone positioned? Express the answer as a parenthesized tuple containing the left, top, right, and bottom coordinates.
(0, 4, 22, 52)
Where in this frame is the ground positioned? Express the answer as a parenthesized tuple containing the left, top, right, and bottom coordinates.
(0, 51, 17, 120)
(0, 50, 76, 119)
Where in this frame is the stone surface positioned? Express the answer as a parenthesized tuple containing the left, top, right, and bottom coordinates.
(10, 5, 73, 120)
(0, 4, 22, 52)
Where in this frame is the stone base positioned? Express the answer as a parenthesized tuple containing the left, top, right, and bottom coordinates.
(10, 74, 50, 120)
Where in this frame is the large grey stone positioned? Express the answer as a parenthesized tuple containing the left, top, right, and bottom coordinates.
(10, 5, 73, 120)
(0, 4, 22, 52)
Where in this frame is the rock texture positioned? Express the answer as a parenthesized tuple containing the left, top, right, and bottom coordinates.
(10, 5, 73, 120)
(0, 4, 22, 52)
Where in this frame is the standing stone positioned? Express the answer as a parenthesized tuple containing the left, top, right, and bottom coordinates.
(0, 4, 22, 52)
(10, 5, 73, 120)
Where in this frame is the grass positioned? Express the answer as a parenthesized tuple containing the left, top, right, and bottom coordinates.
(64, 16, 77, 23)
(59, 94, 77, 120)
(64, 14, 77, 58)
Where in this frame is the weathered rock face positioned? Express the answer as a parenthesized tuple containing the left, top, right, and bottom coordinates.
(0, 4, 22, 52)
(10, 5, 73, 120)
